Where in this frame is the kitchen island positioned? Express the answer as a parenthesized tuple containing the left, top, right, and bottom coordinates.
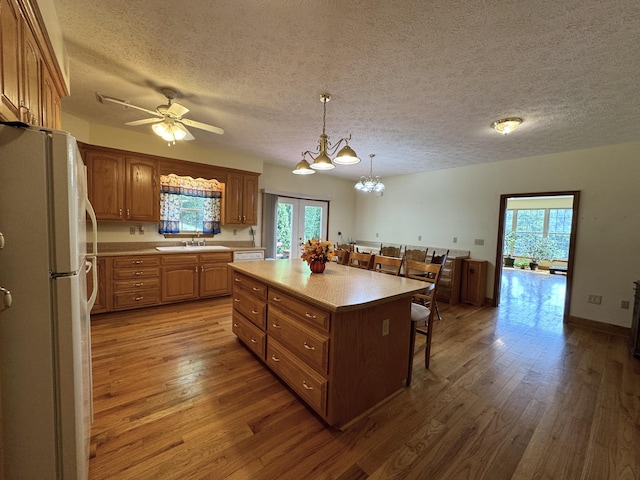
(229, 259, 428, 428)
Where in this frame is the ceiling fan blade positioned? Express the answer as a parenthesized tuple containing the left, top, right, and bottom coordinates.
(175, 123, 195, 141)
(96, 93, 161, 117)
(180, 118, 224, 135)
(125, 117, 161, 126)
(167, 102, 189, 118)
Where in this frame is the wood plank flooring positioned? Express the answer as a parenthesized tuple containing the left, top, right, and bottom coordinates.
(88, 271, 640, 479)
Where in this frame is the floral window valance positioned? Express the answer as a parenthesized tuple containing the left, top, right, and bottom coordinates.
(159, 174, 223, 234)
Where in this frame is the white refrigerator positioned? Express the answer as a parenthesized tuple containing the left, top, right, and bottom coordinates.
(0, 124, 97, 479)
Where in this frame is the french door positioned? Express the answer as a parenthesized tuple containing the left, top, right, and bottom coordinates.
(276, 198, 328, 260)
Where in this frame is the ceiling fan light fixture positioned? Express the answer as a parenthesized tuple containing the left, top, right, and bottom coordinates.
(491, 117, 523, 135)
(292, 157, 315, 175)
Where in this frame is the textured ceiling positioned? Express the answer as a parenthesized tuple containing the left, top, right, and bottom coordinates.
(51, 0, 640, 180)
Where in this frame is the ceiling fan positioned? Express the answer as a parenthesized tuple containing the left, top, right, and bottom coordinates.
(96, 88, 224, 144)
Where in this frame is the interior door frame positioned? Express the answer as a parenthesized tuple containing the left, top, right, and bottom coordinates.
(492, 190, 580, 321)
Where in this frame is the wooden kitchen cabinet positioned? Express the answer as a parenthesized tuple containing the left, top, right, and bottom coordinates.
(0, 0, 64, 128)
(460, 259, 488, 307)
(84, 147, 159, 222)
(224, 172, 259, 225)
(161, 252, 232, 303)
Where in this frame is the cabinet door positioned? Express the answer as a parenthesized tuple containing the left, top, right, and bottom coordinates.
(224, 172, 243, 224)
(242, 174, 259, 225)
(161, 264, 199, 302)
(125, 157, 158, 222)
(199, 263, 230, 297)
(20, 21, 40, 126)
(86, 150, 125, 220)
(0, 0, 21, 121)
(41, 66, 60, 129)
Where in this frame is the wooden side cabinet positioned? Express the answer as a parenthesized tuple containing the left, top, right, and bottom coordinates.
(630, 281, 640, 358)
(224, 172, 259, 225)
(460, 259, 487, 307)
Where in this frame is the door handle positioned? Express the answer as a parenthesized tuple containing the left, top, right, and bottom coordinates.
(0, 287, 12, 311)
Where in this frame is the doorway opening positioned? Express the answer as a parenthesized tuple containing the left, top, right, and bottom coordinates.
(493, 191, 580, 322)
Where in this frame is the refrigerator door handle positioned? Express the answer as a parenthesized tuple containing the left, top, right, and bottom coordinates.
(86, 197, 99, 310)
(0, 287, 12, 311)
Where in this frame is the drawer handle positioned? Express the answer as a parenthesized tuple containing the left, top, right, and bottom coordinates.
(233, 323, 238, 327)
(271, 323, 281, 329)
(134, 271, 143, 276)
(250, 338, 258, 344)
(134, 296, 144, 301)
(252, 287, 261, 292)
(303, 342, 315, 351)
(272, 297, 282, 302)
(305, 312, 317, 319)
(234, 277, 242, 282)
(133, 282, 144, 287)
(234, 298, 240, 302)
(251, 309, 259, 315)
(133, 260, 143, 264)
(271, 355, 280, 362)
(302, 381, 314, 391)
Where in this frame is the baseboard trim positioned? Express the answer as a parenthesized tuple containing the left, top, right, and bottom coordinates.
(566, 315, 630, 337)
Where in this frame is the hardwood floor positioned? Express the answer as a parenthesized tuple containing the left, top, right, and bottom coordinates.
(88, 271, 640, 479)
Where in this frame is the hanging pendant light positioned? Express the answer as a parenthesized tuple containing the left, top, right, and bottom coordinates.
(354, 154, 385, 195)
(292, 93, 360, 175)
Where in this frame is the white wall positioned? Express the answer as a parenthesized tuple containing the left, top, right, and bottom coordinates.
(354, 141, 640, 328)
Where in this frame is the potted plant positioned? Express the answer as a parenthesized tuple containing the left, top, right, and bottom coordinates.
(503, 231, 518, 267)
(514, 258, 529, 269)
(521, 235, 558, 270)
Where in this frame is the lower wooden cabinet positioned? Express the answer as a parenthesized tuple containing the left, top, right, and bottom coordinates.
(460, 259, 488, 307)
(112, 256, 161, 310)
(161, 252, 232, 303)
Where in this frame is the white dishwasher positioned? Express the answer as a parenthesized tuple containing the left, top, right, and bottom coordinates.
(233, 250, 265, 262)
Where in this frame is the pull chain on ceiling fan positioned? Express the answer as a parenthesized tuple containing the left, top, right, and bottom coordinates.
(96, 88, 224, 145)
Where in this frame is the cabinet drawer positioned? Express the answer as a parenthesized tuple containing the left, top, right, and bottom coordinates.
(269, 307, 330, 374)
(113, 267, 160, 280)
(232, 272, 267, 300)
(160, 254, 198, 265)
(232, 313, 266, 360)
(269, 288, 330, 333)
(113, 256, 160, 268)
(232, 287, 267, 329)
(267, 338, 327, 416)
(200, 252, 233, 263)
(114, 277, 161, 292)
(113, 288, 160, 310)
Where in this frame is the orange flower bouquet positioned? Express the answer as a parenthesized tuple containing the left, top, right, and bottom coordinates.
(300, 238, 335, 265)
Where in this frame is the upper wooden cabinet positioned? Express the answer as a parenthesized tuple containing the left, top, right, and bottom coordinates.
(84, 147, 159, 222)
(0, 0, 64, 128)
(225, 172, 259, 225)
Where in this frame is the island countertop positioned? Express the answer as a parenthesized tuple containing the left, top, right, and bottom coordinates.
(228, 259, 428, 312)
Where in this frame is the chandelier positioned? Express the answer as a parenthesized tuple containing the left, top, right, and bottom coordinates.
(292, 93, 360, 175)
(354, 154, 385, 195)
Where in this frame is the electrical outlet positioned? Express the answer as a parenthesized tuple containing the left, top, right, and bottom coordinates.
(587, 294, 602, 305)
(376, 233, 379, 238)
(453, 237, 458, 243)
(621, 300, 630, 309)
(233, 229, 237, 236)
(418, 235, 422, 241)
(382, 318, 389, 336)
(129, 227, 135, 235)
(474, 239, 484, 246)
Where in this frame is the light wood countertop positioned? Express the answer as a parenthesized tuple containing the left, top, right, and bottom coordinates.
(229, 259, 428, 313)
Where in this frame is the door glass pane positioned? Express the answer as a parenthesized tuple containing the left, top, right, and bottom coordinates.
(303, 205, 322, 243)
(276, 202, 293, 259)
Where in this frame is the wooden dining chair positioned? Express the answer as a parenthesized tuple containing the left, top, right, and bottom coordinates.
(347, 251, 374, 270)
(380, 243, 403, 258)
(404, 246, 428, 263)
(372, 254, 403, 275)
(334, 248, 350, 265)
(429, 250, 449, 321)
(405, 260, 442, 370)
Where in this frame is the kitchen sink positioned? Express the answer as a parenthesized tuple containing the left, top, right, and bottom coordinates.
(155, 245, 231, 252)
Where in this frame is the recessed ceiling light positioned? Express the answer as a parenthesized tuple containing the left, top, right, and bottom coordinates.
(491, 118, 523, 135)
